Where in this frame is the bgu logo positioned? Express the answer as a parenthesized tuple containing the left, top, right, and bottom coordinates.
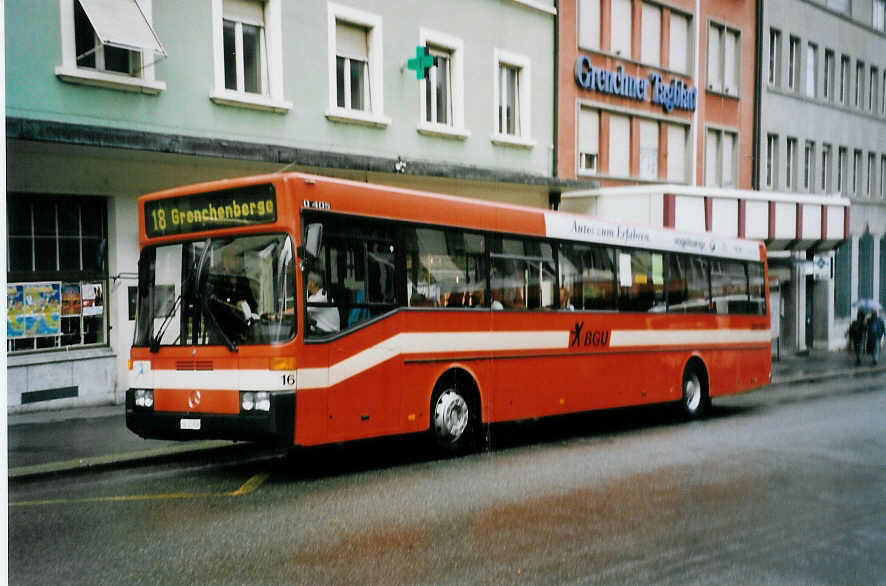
(570, 321, 611, 348)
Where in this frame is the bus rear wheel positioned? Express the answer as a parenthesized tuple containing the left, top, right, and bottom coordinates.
(430, 383, 478, 455)
(681, 365, 710, 419)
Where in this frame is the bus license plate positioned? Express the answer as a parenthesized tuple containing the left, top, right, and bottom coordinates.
(180, 418, 201, 431)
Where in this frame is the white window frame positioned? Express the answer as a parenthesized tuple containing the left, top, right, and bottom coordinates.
(803, 140, 815, 192)
(837, 146, 847, 194)
(326, 3, 390, 128)
(839, 55, 849, 105)
(577, 106, 600, 176)
(666, 123, 689, 183)
(418, 28, 469, 140)
(768, 28, 781, 87)
(788, 36, 799, 92)
(55, 0, 166, 93)
(874, 0, 885, 31)
(707, 20, 740, 96)
(786, 137, 797, 191)
(867, 152, 875, 197)
(855, 60, 864, 109)
(640, 3, 661, 68)
(805, 42, 817, 98)
(668, 11, 691, 75)
(578, 0, 601, 51)
(852, 149, 862, 195)
(492, 49, 535, 148)
(766, 134, 778, 189)
(209, 0, 290, 113)
(881, 155, 886, 199)
(821, 144, 831, 192)
(869, 66, 878, 113)
(638, 118, 659, 180)
(823, 49, 834, 101)
(704, 126, 738, 187)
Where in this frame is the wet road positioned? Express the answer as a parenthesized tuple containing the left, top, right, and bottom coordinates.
(10, 374, 886, 585)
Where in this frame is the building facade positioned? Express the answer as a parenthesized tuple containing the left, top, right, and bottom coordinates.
(556, 0, 852, 355)
(758, 0, 886, 352)
(6, 0, 580, 411)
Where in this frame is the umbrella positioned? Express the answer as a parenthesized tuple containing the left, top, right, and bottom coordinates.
(852, 298, 883, 312)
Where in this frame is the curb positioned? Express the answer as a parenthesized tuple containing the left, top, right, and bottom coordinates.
(771, 364, 886, 386)
(9, 440, 235, 481)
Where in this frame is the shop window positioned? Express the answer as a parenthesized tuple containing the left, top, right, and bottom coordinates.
(7, 194, 108, 353)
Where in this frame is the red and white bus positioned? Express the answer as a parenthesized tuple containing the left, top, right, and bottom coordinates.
(127, 172, 771, 452)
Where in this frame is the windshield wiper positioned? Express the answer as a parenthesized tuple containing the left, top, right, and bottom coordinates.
(201, 293, 239, 352)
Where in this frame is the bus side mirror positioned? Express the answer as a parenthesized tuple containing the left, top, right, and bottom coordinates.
(301, 223, 323, 261)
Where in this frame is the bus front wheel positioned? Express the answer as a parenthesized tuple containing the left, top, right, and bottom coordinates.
(430, 383, 478, 455)
(681, 364, 710, 419)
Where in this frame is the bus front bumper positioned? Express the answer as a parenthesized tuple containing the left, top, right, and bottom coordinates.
(125, 390, 295, 447)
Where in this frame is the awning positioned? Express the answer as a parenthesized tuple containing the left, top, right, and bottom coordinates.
(560, 184, 851, 253)
(77, 0, 167, 56)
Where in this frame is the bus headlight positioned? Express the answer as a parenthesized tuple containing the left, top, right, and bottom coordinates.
(134, 389, 154, 408)
(241, 391, 271, 413)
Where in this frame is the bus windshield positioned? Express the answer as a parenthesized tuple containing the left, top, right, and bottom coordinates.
(133, 233, 296, 350)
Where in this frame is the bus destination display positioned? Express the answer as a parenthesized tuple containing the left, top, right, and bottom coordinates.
(144, 184, 276, 237)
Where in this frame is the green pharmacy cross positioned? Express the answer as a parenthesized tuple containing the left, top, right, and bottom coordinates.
(407, 45, 435, 80)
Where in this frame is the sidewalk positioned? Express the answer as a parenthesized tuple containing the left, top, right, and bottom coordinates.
(8, 351, 886, 480)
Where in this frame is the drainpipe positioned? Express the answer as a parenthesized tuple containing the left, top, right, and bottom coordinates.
(691, 0, 700, 186)
(752, 0, 763, 190)
(552, 0, 559, 180)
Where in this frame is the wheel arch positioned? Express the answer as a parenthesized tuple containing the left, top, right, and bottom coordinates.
(427, 363, 485, 428)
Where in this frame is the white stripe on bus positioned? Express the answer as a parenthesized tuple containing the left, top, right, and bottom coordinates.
(130, 328, 769, 391)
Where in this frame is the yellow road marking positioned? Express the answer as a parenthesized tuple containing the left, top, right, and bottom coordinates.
(9, 471, 270, 508)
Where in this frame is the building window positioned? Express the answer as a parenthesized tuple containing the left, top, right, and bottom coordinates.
(855, 60, 864, 109)
(768, 28, 781, 86)
(608, 113, 630, 176)
(837, 146, 847, 194)
(210, 0, 289, 112)
(55, 0, 166, 93)
(493, 49, 533, 147)
(669, 12, 691, 74)
(326, 3, 388, 127)
(418, 29, 467, 138)
(666, 124, 689, 182)
(786, 137, 799, 191)
(707, 22, 740, 96)
(826, 0, 850, 13)
(638, 119, 659, 179)
(705, 128, 737, 187)
(853, 149, 862, 195)
(805, 43, 817, 98)
(641, 3, 661, 67)
(578, 0, 601, 50)
(766, 134, 778, 188)
(869, 67, 878, 113)
(7, 194, 108, 353)
(823, 49, 834, 101)
(821, 144, 832, 191)
(840, 55, 849, 105)
(804, 141, 815, 191)
(874, 0, 885, 31)
(867, 153, 875, 196)
(881, 155, 886, 199)
(611, 0, 632, 57)
(883, 70, 886, 116)
(578, 107, 599, 174)
(788, 36, 799, 91)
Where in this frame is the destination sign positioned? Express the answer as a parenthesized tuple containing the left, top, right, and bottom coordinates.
(144, 184, 277, 237)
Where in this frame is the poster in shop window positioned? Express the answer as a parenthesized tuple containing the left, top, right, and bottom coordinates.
(7, 282, 62, 338)
(82, 283, 104, 317)
(62, 284, 82, 316)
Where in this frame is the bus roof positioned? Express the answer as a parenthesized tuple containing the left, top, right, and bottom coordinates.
(139, 172, 766, 262)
